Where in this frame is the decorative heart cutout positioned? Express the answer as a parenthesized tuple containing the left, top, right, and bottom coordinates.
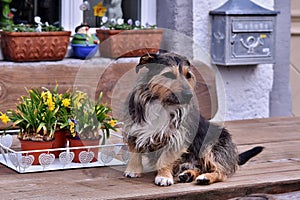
(0, 134, 13, 148)
(18, 155, 34, 170)
(59, 152, 74, 166)
(8, 153, 19, 168)
(39, 153, 55, 168)
(79, 151, 94, 164)
(100, 148, 115, 164)
(121, 146, 130, 164)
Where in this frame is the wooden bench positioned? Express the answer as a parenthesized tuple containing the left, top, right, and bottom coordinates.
(0, 117, 299, 199)
(2, 59, 299, 199)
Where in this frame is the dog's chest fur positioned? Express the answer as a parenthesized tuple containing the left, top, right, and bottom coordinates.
(124, 100, 190, 154)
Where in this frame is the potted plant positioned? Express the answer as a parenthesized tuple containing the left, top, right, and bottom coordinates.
(96, 17, 163, 58)
(68, 91, 117, 163)
(45, 85, 72, 157)
(0, 16, 71, 62)
(2, 85, 74, 164)
(5, 87, 58, 164)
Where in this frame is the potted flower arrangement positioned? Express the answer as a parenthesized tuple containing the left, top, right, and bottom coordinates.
(68, 91, 117, 163)
(96, 17, 163, 58)
(45, 85, 72, 157)
(0, 16, 71, 62)
(0, 84, 117, 164)
(4, 87, 57, 164)
(1, 85, 74, 164)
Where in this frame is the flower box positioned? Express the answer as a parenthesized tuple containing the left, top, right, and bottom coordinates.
(0, 31, 71, 62)
(96, 29, 163, 58)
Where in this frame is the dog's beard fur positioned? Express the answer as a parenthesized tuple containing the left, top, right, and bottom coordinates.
(122, 52, 262, 186)
(128, 100, 187, 153)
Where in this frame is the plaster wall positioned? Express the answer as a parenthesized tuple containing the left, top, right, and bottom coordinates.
(193, 0, 275, 121)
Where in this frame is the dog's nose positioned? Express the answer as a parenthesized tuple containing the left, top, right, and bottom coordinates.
(181, 90, 193, 103)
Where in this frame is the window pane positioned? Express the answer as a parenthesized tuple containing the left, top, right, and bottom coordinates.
(10, 0, 60, 25)
(83, 0, 141, 27)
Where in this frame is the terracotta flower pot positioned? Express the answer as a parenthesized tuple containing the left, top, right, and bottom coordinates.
(0, 31, 71, 62)
(96, 29, 163, 58)
(52, 130, 68, 158)
(69, 139, 99, 163)
(19, 139, 54, 165)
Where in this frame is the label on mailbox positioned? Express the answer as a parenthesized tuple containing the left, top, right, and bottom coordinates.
(232, 20, 273, 32)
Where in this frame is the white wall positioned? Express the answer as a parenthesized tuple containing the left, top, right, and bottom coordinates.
(193, 0, 275, 121)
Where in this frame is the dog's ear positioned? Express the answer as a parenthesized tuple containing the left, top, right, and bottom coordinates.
(136, 54, 157, 73)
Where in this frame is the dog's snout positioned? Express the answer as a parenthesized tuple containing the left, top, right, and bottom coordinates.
(165, 90, 193, 105)
(181, 90, 193, 103)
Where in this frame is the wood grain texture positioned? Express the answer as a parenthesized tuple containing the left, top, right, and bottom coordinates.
(0, 117, 300, 199)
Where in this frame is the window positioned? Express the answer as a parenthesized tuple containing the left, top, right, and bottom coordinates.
(10, 0, 60, 25)
(8, 0, 156, 31)
(83, 0, 156, 27)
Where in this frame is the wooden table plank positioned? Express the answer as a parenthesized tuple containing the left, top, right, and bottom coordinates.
(0, 117, 300, 200)
(226, 117, 300, 145)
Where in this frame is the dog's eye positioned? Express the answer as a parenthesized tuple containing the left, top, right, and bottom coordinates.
(186, 72, 192, 79)
(162, 72, 177, 79)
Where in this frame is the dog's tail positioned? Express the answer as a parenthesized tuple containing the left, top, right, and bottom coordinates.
(238, 146, 264, 165)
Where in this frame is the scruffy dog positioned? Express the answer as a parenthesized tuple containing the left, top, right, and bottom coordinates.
(122, 52, 263, 186)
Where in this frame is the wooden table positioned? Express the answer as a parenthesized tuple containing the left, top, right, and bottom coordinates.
(0, 117, 300, 200)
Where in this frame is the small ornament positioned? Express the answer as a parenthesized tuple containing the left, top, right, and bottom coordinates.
(0, 134, 13, 148)
(0, 134, 14, 164)
(121, 146, 130, 164)
(59, 152, 74, 167)
(59, 140, 74, 167)
(39, 153, 55, 169)
(100, 147, 115, 164)
(8, 153, 19, 169)
(79, 151, 94, 164)
(71, 23, 100, 59)
(18, 155, 34, 171)
(80, 1, 90, 11)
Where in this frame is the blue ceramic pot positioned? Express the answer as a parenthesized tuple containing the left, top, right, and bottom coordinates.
(72, 44, 98, 59)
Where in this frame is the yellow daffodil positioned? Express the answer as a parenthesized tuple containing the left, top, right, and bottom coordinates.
(108, 119, 117, 127)
(93, 2, 107, 17)
(47, 100, 55, 111)
(47, 92, 52, 101)
(62, 98, 71, 108)
(41, 91, 47, 103)
(0, 113, 10, 124)
(69, 121, 76, 136)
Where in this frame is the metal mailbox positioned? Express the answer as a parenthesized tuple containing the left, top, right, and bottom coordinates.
(209, 0, 279, 66)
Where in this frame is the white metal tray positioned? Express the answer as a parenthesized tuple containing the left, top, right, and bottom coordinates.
(0, 132, 129, 173)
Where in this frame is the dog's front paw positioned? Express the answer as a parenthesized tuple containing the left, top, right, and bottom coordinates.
(178, 171, 194, 183)
(124, 171, 142, 178)
(195, 174, 210, 185)
(155, 176, 174, 186)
